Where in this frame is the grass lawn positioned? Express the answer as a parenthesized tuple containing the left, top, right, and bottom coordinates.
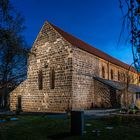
(0, 114, 140, 140)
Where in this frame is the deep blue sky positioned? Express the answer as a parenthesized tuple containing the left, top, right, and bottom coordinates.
(11, 0, 133, 64)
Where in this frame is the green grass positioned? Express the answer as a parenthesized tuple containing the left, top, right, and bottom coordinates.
(0, 115, 140, 140)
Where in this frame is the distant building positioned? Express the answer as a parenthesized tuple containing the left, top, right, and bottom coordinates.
(10, 21, 140, 112)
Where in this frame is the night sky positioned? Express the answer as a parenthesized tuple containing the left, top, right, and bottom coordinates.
(11, 0, 133, 64)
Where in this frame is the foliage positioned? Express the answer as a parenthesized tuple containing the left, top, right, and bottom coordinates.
(0, 0, 29, 108)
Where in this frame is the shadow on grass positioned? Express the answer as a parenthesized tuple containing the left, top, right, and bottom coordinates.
(48, 132, 72, 140)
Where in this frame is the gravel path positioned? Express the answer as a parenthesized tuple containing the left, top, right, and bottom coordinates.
(84, 109, 119, 119)
(0, 110, 14, 115)
(0, 108, 120, 118)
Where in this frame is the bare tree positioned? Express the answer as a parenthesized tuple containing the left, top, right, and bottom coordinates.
(118, 0, 140, 109)
(0, 0, 29, 108)
(119, 0, 140, 71)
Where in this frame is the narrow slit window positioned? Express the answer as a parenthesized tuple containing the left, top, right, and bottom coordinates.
(131, 75, 134, 83)
(118, 71, 120, 81)
(50, 68, 55, 89)
(38, 70, 43, 90)
(127, 75, 130, 83)
(123, 73, 126, 82)
(102, 66, 105, 78)
(110, 69, 113, 80)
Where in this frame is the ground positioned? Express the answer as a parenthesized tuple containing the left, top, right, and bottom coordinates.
(0, 113, 140, 140)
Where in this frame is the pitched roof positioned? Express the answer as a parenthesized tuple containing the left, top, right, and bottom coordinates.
(49, 22, 138, 73)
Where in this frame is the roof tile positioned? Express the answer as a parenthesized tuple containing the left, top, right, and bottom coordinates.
(49, 22, 138, 73)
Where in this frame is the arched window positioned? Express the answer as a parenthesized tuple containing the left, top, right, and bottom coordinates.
(110, 69, 113, 80)
(127, 75, 130, 83)
(50, 68, 55, 89)
(118, 71, 120, 81)
(123, 73, 126, 82)
(131, 75, 134, 83)
(38, 70, 43, 90)
(102, 66, 105, 78)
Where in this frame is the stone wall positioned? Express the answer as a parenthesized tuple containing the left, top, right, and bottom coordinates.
(10, 21, 138, 112)
(71, 46, 135, 109)
(10, 22, 73, 112)
(99, 58, 139, 84)
(10, 80, 28, 111)
(93, 79, 111, 108)
(72, 47, 99, 109)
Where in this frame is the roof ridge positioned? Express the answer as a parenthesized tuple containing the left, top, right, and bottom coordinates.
(48, 22, 138, 73)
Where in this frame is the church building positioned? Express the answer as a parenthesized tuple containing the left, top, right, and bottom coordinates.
(10, 21, 140, 112)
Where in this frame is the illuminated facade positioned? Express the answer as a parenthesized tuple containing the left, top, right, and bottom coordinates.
(10, 22, 140, 112)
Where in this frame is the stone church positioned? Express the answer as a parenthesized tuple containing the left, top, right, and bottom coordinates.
(10, 21, 140, 112)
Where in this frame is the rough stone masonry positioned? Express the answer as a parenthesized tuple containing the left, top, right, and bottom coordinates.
(10, 21, 140, 112)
